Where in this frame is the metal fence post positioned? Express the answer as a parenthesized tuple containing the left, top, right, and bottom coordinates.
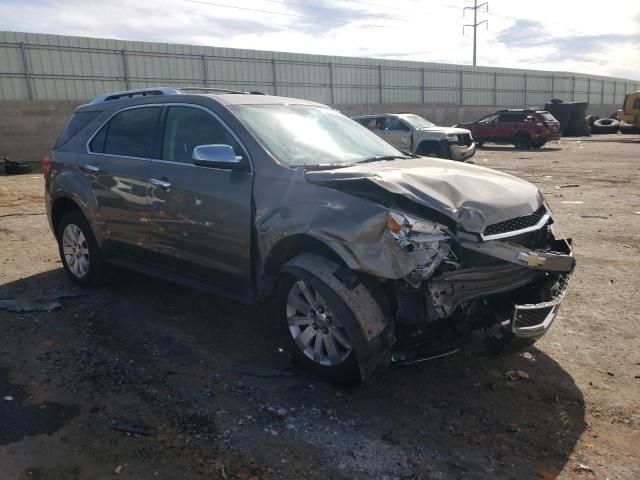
(587, 78, 591, 103)
(613, 81, 617, 104)
(329, 62, 335, 105)
(271, 58, 278, 95)
(493, 72, 497, 106)
(422, 67, 426, 104)
(458, 70, 463, 106)
(550, 75, 555, 99)
(601, 80, 605, 105)
(523, 74, 528, 105)
(201, 55, 207, 87)
(378, 65, 383, 104)
(121, 49, 130, 90)
(19, 42, 34, 100)
(571, 76, 576, 102)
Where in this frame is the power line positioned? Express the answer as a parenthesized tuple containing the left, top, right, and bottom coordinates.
(463, 0, 488, 66)
(251, 0, 402, 22)
(184, 0, 397, 28)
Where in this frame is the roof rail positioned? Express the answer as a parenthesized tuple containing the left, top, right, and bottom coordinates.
(180, 87, 266, 95)
(89, 87, 182, 104)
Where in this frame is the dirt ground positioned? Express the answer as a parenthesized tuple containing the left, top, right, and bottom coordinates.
(1, 135, 639, 480)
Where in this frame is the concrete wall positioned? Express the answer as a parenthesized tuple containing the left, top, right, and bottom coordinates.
(0, 100, 621, 163)
(0, 100, 78, 162)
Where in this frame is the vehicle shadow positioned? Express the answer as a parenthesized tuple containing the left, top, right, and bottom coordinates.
(0, 268, 586, 479)
(478, 145, 562, 152)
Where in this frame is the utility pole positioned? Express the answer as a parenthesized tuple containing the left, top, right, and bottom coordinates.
(463, 0, 488, 66)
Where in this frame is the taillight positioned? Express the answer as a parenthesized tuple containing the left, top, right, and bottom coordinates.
(43, 155, 52, 180)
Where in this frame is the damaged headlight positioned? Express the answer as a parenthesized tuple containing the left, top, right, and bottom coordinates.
(387, 211, 456, 282)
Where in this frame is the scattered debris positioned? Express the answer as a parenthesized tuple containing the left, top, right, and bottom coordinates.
(111, 418, 156, 436)
(0, 298, 62, 313)
(3, 395, 14, 401)
(554, 184, 580, 190)
(224, 362, 294, 377)
(574, 463, 594, 474)
(260, 405, 288, 417)
(114, 465, 123, 475)
(504, 369, 529, 381)
(580, 215, 608, 219)
(561, 201, 584, 204)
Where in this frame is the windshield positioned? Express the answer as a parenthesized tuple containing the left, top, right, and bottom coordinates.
(401, 114, 435, 128)
(230, 104, 404, 167)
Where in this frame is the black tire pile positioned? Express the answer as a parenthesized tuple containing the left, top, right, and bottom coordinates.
(3, 157, 33, 174)
(544, 99, 590, 137)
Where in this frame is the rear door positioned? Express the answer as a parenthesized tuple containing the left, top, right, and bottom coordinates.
(145, 104, 254, 295)
(86, 105, 161, 250)
(497, 112, 526, 140)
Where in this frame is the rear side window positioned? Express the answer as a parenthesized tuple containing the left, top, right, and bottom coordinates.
(161, 106, 242, 164)
(538, 113, 556, 121)
(90, 107, 161, 158)
(498, 113, 526, 123)
(55, 111, 100, 148)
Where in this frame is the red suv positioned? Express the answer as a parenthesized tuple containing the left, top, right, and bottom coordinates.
(456, 109, 561, 149)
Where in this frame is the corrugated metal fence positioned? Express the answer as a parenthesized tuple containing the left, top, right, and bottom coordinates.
(1, 31, 638, 105)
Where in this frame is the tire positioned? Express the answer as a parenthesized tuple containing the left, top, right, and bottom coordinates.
(514, 133, 532, 149)
(593, 118, 619, 128)
(585, 114, 600, 127)
(475, 141, 485, 147)
(4, 162, 32, 174)
(417, 141, 448, 159)
(57, 211, 111, 287)
(532, 142, 546, 149)
(277, 256, 391, 384)
(549, 98, 564, 104)
(619, 122, 640, 134)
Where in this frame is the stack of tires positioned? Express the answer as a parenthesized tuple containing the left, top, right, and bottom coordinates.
(545, 99, 591, 137)
(619, 122, 640, 134)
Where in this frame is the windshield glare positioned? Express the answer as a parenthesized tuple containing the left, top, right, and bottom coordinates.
(231, 104, 403, 167)
(401, 114, 435, 128)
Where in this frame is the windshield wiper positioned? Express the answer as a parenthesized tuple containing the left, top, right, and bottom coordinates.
(355, 155, 411, 164)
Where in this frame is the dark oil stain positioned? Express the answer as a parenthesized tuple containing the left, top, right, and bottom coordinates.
(0, 368, 80, 446)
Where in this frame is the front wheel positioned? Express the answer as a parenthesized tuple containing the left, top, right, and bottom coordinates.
(514, 133, 532, 149)
(57, 211, 111, 287)
(277, 255, 392, 384)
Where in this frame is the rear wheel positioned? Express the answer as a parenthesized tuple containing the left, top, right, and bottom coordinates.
(532, 141, 546, 149)
(514, 133, 532, 149)
(57, 211, 110, 287)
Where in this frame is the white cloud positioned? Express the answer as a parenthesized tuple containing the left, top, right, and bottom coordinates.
(0, 0, 638, 79)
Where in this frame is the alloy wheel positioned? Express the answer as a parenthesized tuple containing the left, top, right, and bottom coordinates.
(62, 224, 90, 278)
(286, 279, 352, 367)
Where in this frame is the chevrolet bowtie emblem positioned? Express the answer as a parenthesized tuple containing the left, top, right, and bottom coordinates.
(517, 252, 546, 267)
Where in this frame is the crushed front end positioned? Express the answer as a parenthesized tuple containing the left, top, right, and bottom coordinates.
(386, 204, 574, 363)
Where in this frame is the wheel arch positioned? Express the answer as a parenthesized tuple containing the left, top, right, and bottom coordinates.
(51, 196, 84, 235)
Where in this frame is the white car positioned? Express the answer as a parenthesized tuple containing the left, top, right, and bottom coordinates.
(353, 113, 476, 162)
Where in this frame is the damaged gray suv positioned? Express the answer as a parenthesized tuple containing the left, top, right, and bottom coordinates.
(46, 87, 575, 383)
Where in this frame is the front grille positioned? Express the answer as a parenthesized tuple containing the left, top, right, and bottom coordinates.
(513, 306, 554, 329)
(457, 134, 472, 146)
(483, 205, 547, 237)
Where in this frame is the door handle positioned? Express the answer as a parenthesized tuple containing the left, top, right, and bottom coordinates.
(83, 164, 100, 173)
(150, 178, 172, 190)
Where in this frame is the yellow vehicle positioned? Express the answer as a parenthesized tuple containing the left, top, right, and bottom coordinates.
(619, 91, 640, 127)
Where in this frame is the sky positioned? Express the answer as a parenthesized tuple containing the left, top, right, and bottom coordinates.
(0, 0, 639, 80)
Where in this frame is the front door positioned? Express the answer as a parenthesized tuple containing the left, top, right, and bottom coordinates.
(380, 117, 412, 151)
(86, 105, 161, 250)
(474, 114, 499, 141)
(146, 104, 254, 295)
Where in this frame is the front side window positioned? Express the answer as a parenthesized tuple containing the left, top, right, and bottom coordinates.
(90, 107, 161, 158)
(386, 118, 410, 132)
(162, 106, 242, 163)
(478, 114, 499, 124)
(231, 105, 403, 167)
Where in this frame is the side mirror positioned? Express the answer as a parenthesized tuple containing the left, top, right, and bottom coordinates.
(192, 145, 242, 169)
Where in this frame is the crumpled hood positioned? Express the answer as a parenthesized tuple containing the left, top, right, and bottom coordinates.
(304, 157, 543, 232)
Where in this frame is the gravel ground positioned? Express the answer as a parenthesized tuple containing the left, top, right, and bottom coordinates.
(0, 134, 639, 480)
